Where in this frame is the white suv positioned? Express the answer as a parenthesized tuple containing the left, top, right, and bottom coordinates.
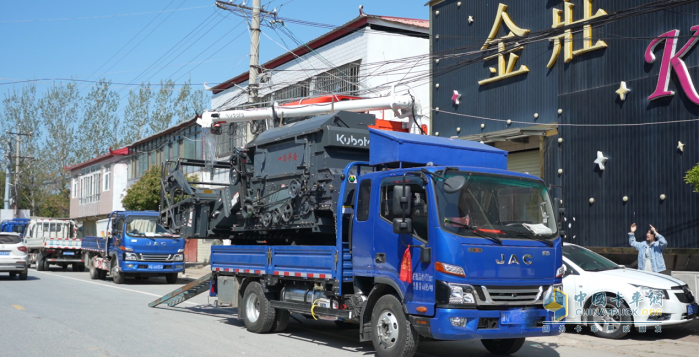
(0, 233, 29, 280)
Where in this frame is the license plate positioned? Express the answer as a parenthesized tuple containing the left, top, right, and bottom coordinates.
(149, 264, 164, 270)
(0, 251, 9, 255)
(63, 251, 74, 256)
(689, 303, 698, 316)
(501, 310, 527, 325)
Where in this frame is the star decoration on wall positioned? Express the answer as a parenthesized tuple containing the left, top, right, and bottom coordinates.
(616, 81, 631, 101)
(452, 90, 461, 105)
(594, 151, 608, 170)
(468, 16, 474, 24)
(678, 141, 685, 152)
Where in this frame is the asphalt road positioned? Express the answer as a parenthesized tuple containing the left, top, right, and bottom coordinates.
(0, 268, 697, 357)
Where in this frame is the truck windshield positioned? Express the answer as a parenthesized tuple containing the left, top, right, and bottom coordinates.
(124, 217, 172, 238)
(434, 172, 558, 241)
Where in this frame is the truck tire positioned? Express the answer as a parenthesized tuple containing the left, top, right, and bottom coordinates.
(370, 294, 419, 357)
(36, 253, 44, 271)
(271, 309, 290, 333)
(42, 259, 50, 271)
(18, 270, 27, 280)
(89, 266, 100, 280)
(481, 338, 525, 355)
(166, 273, 178, 284)
(242, 281, 276, 333)
(111, 259, 125, 284)
(98, 269, 107, 280)
(72, 264, 85, 272)
(9, 272, 16, 278)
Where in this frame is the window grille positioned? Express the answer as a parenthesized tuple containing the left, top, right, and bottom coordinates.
(312, 61, 361, 96)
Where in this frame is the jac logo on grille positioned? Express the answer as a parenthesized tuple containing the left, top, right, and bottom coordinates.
(496, 254, 533, 265)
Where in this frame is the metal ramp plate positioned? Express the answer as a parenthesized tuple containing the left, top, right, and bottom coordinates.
(149, 273, 212, 308)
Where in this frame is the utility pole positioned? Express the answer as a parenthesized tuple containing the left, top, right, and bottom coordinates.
(3, 136, 11, 210)
(5, 128, 34, 217)
(248, 0, 261, 104)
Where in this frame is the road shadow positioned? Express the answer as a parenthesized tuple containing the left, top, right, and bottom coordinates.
(0, 274, 40, 281)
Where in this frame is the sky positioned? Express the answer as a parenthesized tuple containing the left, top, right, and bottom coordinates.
(0, 0, 428, 108)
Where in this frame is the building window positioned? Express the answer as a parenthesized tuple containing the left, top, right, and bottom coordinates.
(78, 170, 101, 204)
(103, 165, 110, 191)
(73, 179, 78, 198)
(312, 61, 361, 96)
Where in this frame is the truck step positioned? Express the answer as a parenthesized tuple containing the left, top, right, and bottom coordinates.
(148, 273, 212, 308)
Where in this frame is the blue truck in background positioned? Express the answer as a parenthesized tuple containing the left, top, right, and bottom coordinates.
(82, 211, 186, 284)
(1, 218, 30, 237)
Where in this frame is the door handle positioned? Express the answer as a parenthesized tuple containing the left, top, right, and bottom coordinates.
(375, 253, 386, 263)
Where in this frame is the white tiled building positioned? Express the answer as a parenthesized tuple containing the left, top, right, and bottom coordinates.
(209, 12, 430, 157)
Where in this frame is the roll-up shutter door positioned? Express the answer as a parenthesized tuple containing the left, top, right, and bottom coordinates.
(507, 150, 541, 177)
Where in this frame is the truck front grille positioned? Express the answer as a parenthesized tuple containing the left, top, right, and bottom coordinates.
(475, 285, 547, 306)
(139, 254, 171, 262)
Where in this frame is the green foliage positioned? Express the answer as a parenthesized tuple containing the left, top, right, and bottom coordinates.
(686, 163, 699, 193)
(0, 79, 209, 218)
(122, 165, 162, 211)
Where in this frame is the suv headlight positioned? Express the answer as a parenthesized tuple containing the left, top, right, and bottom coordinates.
(125, 252, 138, 261)
(171, 254, 184, 261)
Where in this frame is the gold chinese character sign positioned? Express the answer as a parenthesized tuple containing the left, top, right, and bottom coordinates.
(547, 0, 608, 68)
(479, 4, 531, 85)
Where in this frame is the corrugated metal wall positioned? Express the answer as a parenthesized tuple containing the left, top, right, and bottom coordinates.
(431, 0, 699, 249)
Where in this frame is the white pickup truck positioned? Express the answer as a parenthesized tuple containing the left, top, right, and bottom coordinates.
(25, 218, 85, 272)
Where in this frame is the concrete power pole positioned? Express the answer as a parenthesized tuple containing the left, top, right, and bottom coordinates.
(3, 137, 11, 210)
(14, 127, 20, 215)
(248, 0, 261, 104)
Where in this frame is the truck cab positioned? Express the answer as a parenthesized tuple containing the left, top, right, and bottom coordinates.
(1, 218, 30, 238)
(351, 165, 563, 341)
(82, 211, 186, 284)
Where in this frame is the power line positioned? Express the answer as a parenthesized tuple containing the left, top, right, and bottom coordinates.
(0, 5, 214, 23)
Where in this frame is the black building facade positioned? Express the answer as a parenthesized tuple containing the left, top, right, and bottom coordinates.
(428, 0, 699, 268)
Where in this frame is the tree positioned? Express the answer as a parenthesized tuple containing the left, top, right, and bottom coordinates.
(686, 163, 699, 193)
(150, 79, 176, 134)
(122, 165, 162, 211)
(122, 83, 152, 145)
(38, 82, 82, 218)
(80, 79, 120, 160)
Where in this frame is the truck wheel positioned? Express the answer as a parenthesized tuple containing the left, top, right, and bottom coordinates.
(42, 259, 50, 271)
(18, 270, 28, 280)
(271, 309, 290, 333)
(36, 254, 44, 271)
(89, 266, 100, 280)
(242, 281, 276, 333)
(588, 296, 632, 339)
(9, 272, 16, 278)
(71, 264, 83, 272)
(111, 259, 125, 284)
(166, 273, 178, 284)
(62, 264, 68, 271)
(98, 269, 107, 280)
(481, 338, 525, 355)
(370, 294, 419, 357)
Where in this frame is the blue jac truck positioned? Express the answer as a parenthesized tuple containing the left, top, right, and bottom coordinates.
(82, 211, 186, 284)
(172, 118, 566, 357)
(1, 218, 30, 237)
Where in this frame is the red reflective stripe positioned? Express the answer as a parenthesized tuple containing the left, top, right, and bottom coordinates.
(273, 271, 280, 275)
(283, 272, 290, 276)
(255, 270, 261, 274)
(294, 272, 302, 277)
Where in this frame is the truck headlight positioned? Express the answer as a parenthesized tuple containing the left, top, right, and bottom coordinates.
(171, 254, 184, 261)
(125, 253, 138, 261)
(445, 283, 476, 305)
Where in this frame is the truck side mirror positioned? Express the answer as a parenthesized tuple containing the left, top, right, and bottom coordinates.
(392, 185, 412, 216)
(392, 218, 412, 234)
(211, 122, 223, 135)
(420, 246, 431, 264)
